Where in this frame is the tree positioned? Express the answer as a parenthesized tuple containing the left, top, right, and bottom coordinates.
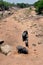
(0, 0, 15, 10)
(34, 0, 43, 14)
(16, 3, 29, 8)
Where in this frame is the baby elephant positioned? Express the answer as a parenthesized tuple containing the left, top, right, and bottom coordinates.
(22, 31, 28, 47)
(17, 46, 28, 54)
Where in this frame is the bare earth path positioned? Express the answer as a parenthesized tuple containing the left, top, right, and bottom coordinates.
(0, 8, 43, 65)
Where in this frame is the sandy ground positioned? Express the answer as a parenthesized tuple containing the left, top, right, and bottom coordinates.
(0, 8, 43, 65)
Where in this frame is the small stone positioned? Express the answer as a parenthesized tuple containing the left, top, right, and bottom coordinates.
(32, 44, 36, 46)
(34, 49, 36, 51)
(38, 42, 42, 45)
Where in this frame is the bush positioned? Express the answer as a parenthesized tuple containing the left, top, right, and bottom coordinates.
(34, 0, 43, 14)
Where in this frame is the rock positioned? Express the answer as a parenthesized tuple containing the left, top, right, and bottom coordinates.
(38, 42, 42, 45)
(34, 49, 36, 51)
(17, 46, 28, 54)
(0, 40, 4, 45)
(32, 44, 36, 46)
(0, 44, 12, 55)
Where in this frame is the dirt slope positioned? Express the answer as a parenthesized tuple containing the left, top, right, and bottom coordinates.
(0, 8, 43, 65)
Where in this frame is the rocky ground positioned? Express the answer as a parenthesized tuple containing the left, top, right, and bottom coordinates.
(0, 7, 43, 65)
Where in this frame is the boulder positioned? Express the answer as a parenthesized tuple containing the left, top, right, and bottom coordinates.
(0, 44, 12, 55)
(17, 46, 28, 54)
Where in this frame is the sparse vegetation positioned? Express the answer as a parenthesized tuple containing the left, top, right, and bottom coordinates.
(0, 0, 32, 11)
